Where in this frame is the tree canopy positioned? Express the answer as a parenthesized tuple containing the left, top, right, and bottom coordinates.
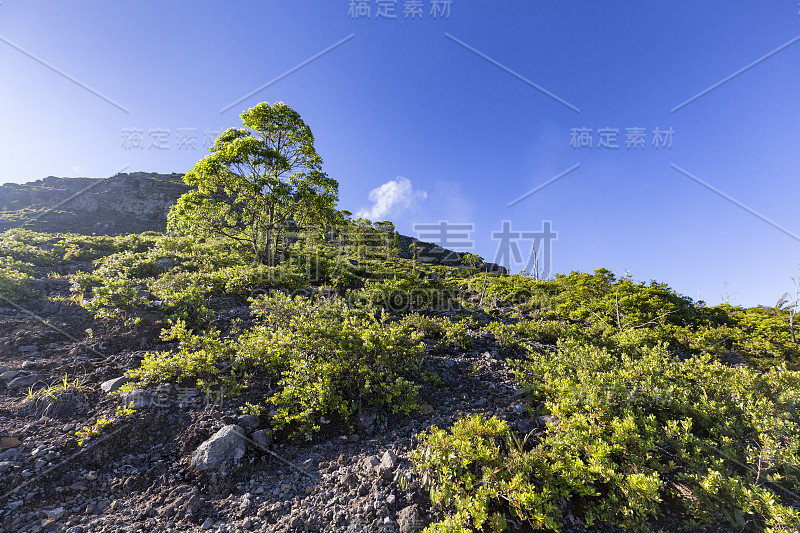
(168, 102, 339, 265)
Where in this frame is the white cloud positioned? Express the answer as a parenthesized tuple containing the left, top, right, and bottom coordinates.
(356, 177, 427, 221)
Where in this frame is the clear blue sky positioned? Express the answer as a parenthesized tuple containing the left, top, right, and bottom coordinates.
(1, 1, 799, 307)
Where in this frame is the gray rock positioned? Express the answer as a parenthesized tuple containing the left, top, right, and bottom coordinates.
(397, 504, 423, 533)
(238, 414, 258, 429)
(7, 375, 39, 390)
(357, 408, 377, 429)
(0, 365, 9, 373)
(100, 377, 129, 394)
(7, 500, 23, 511)
(191, 425, 246, 471)
(155, 258, 175, 269)
(18, 346, 38, 353)
(21, 360, 37, 369)
(251, 429, 271, 450)
(120, 389, 156, 409)
(0, 370, 18, 381)
(514, 419, 536, 434)
(510, 402, 527, 415)
(46, 507, 64, 520)
(378, 466, 393, 480)
(380, 450, 397, 470)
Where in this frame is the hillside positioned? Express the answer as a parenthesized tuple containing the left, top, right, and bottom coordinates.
(0, 173, 189, 235)
(0, 178, 799, 533)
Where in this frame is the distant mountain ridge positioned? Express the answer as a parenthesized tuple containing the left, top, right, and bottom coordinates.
(0, 172, 189, 235)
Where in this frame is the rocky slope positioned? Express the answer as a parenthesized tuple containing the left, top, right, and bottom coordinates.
(0, 265, 725, 533)
(0, 173, 189, 235)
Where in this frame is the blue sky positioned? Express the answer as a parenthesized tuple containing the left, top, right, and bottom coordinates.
(1, 0, 799, 307)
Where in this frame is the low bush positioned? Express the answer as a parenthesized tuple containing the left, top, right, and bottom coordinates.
(412, 339, 800, 532)
(401, 313, 473, 351)
(242, 293, 426, 438)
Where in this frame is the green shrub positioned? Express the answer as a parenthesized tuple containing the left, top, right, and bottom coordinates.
(414, 337, 800, 531)
(82, 277, 147, 319)
(0, 255, 37, 301)
(241, 293, 426, 438)
(357, 277, 459, 314)
(509, 339, 800, 531)
(413, 414, 561, 532)
(126, 292, 427, 440)
(401, 313, 472, 351)
(126, 320, 237, 391)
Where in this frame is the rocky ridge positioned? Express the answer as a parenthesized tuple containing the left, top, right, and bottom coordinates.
(0, 173, 189, 235)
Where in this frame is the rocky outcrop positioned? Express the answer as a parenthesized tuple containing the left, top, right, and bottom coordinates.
(0, 172, 189, 235)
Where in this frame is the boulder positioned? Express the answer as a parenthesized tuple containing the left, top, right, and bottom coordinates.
(191, 425, 246, 471)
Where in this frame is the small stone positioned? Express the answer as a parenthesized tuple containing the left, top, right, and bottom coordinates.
(201, 518, 214, 530)
(7, 500, 23, 510)
(474, 398, 488, 407)
(84, 472, 98, 481)
(0, 370, 18, 381)
(18, 346, 38, 353)
(41, 518, 56, 528)
(386, 494, 396, 505)
(1, 437, 22, 449)
(100, 377, 129, 394)
(238, 414, 258, 429)
(364, 456, 379, 469)
(377, 466, 393, 480)
(251, 429, 271, 449)
(420, 404, 434, 415)
(7, 375, 40, 390)
(358, 408, 377, 429)
(340, 473, 357, 488)
(347, 434, 360, 443)
(380, 450, 397, 470)
(510, 402, 527, 415)
(21, 360, 38, 369)
(242, 517, 254, 529)
(46, 507, 64, 520)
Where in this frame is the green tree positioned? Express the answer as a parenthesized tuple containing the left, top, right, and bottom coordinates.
(168, 102, 339, 266)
